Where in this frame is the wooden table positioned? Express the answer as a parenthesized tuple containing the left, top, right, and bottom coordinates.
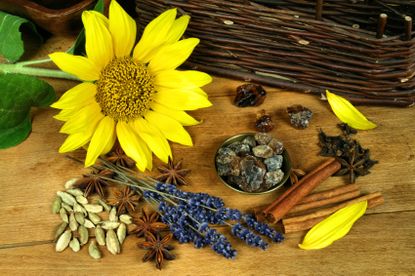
(1, 36, 414, 275)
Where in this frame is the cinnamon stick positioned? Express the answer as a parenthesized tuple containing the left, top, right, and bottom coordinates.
(283, 194, 384, 233)
(299, 183, 359, 204)
(287, 189, 361, 214)
(263, 158, 341, 222)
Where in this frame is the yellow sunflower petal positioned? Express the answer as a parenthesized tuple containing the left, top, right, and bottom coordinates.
(82, 11, 113, 70)
(155, 87, 212, 110)
(154, 70, 212, 89)
(164, 15, 190, 44)
(299, 201, 367, 250)
(90, 10, 109, 27)
(85, 116, 116, 167)
(60, 102, 103, 134)
(145, 111, 193, 146)
(132, 9, 177, 63)
(109, 0, 136, 57)
(53, 108, 78, 122)
(58, 117, 101, 153)
(148, 38, 199, 73)
(51, 83, 96, 109)
(131, 118, 172, 163)
(326, 90, 377, 130)
(49, 52, 100, 81)
(116, 121, 148, 171)
(151, 102, 201, 126)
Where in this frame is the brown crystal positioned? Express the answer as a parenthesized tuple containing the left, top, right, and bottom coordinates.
(286, 105, 313, 129)
(255, 109, 274, 132)
(234, 83, 266, 107)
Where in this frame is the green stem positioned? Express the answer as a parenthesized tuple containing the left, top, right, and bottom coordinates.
(17, 58, 51, 66)
(0, 63, 79, 81)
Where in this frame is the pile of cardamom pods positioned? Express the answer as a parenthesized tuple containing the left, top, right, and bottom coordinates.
(52, 188, 132, 259)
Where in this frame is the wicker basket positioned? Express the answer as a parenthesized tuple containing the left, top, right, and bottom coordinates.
(136, 0, 415, 107)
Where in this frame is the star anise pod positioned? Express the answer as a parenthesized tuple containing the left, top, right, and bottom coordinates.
(137, 232, 175, 270)
(130, 208, 168, 237)
(106, 141, 135, 168)
(74, 169, 114, 198)
(107, 186, 141, 215)
(156, 157, 191, 186)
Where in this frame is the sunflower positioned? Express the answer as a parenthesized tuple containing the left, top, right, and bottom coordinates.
(49, 0, 212, 171)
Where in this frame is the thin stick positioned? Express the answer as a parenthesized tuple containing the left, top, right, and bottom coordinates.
(315, 0, 324, 20)
(377, 13, 388, 39)
(405, 16, 413, 41)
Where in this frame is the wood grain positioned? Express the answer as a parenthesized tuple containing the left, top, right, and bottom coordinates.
(0, 36, 414, 275)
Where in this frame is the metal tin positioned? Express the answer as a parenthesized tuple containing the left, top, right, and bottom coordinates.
(215, 133, 292, 195)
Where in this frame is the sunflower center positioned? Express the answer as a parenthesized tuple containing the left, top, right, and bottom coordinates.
(95, 57, 155, 122)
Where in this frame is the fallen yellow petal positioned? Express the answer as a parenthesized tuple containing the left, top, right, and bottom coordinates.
(299, 201, 367, 250)
(326, 90, 377, 130)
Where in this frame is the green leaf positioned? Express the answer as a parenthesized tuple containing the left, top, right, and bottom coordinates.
(0, 11, 42, 62)
(0, 73, 56, 149)
(67, 0, 105, 55)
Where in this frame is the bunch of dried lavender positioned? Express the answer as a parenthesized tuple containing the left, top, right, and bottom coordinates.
(95, 159, 284, 260)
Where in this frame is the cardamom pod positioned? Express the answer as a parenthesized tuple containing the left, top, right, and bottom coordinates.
(106, 229, 120, 255)
(64, 178, 78, 189)
(109, 207, 118, 222)
(117, 223, 126, 245)
(61, 202, 73, 212)
(69, 237, 80, 252)
(57, 191, 76, 206)
(83, 204, 104, 213)
(66, 188, 84, 197)
(78, 225, 89, 245)
(54, 222, 68, 241)
(98, 199, 111, 212)
(51, 197, 62, 214)
(73, 203, 87, 215)
(101, 221, 120, 230)
(74, 212, 85, 225)
(59, 208, 68, 223)
(75, 195, 88, 205)
(69, 213, 78, 231)
(83, 219, 95, 229)
(95, 226, 106, 246)
(88, 240, 102, 259)
(299, 201, 368, 250)
(88, 213, 101, 225)
(56, 229, 72, 252)
(119, 214, 132, 225)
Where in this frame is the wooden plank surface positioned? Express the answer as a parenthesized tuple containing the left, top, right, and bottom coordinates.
(0, 36, 414, 275)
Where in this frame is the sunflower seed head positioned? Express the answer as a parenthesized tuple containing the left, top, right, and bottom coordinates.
(54, 222, 68, 241)
(106, 229, 120, 255)
(83, 219, 96, 229)
(69, 238, 80, 252)
(59, 208, 68, 223)
(66, 188, 84, 197)
(117, 223, 126, 245)
(51, 197, 62, 214)
(55, 229, 72, 252)
(64, 178, 79, 189)
(75, 195, 88, 205)
(69, 213, 78, 231)
(61, 202, 73, 212)
(78, 225, 89, 245)
(74, 212, 85, 225)
(57, 191, 76, 206)
(88, 213, 101, 225)
(95, 226, 106, 246)
(89, 240, 102, 259)
(98, 199, 111, 212)
(100, 221, 120, 230)
(109, 207, 118, 222)
(83, 204, 104, 213)
(119, 214, 132, 225)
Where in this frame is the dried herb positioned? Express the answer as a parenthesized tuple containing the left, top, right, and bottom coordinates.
(137, 232, 175, 270)
(130, 208, 168, 237)
(107, 186, 141, 215)
(106, 141, 135, 168)
(318, 124, 378, 184)
(289, 168, 306, 185)
(156, 157, 191, 186)
(74, 169, 114, 198)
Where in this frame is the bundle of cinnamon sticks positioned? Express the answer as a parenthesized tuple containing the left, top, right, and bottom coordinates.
(260, 158, 384, 233)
